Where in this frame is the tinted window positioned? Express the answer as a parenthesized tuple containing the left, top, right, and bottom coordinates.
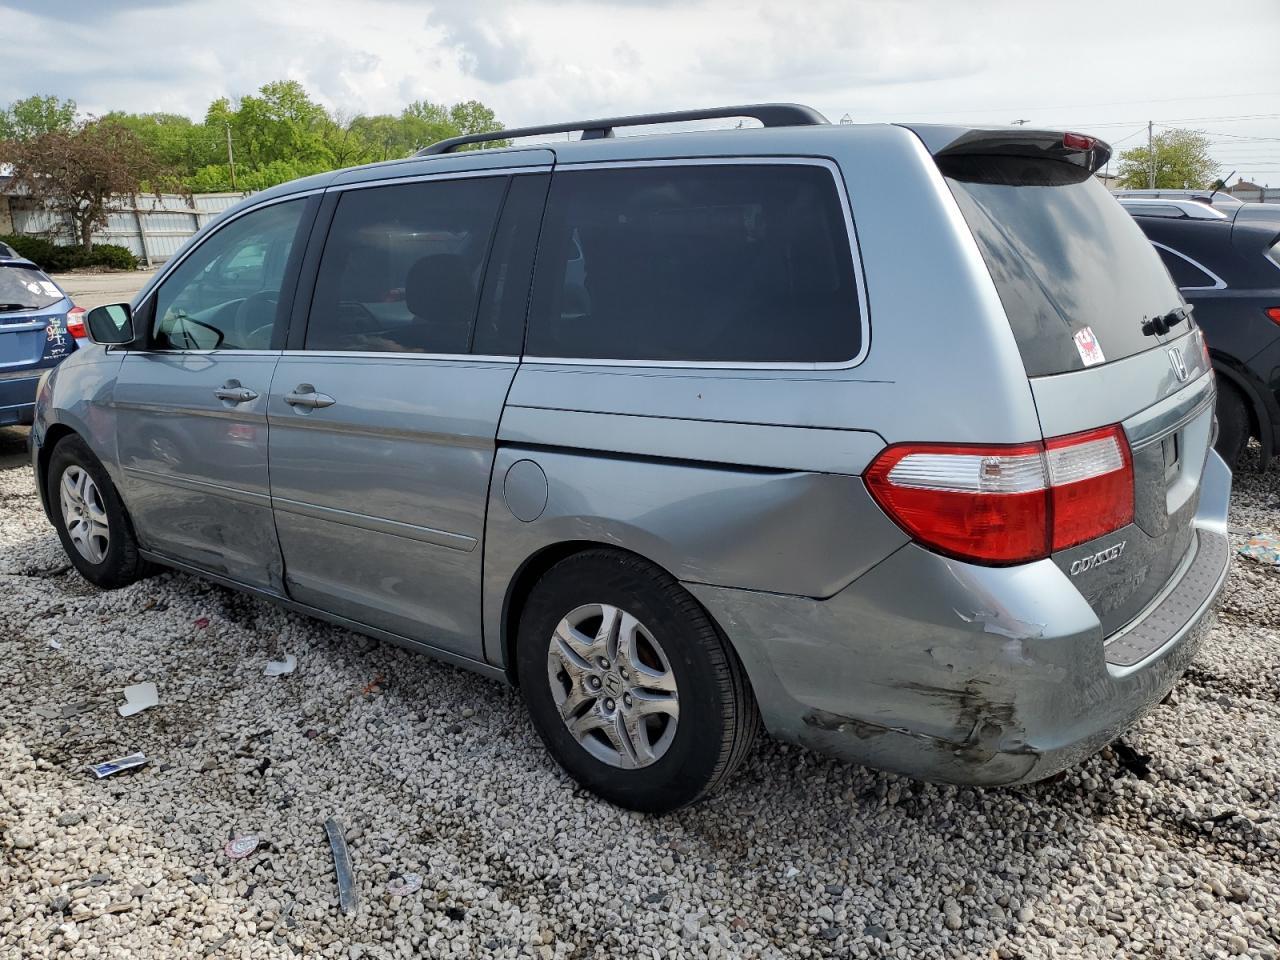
(526, 164, 861, 363)
(1156, 246, 1217, 288)
(0, 264, 63, 310)
(472, 174, 549, 356)
(944, 156, 1182, 376)
(306, 177, 507, 354)
(153, 199, 305, 350)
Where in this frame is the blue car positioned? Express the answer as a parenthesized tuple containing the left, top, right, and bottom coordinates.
(0, 245, 83, 426)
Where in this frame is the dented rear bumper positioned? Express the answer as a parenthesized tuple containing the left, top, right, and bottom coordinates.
(687, 451, 1233, 786)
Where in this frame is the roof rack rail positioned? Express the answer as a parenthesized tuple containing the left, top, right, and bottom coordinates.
(416, 103, 829, 156)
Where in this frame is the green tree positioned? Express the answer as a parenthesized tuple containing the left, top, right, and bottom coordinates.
(0, 95, 78, 141)
(348, 114, 410, 161)
(1116, 129, 1218, 190)
(100, 111, 222, 172)
(230, 80, 331, 168)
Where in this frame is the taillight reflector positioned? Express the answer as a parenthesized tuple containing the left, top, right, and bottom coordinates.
(1063, 132, 1097, 151)
(1266, 307, 1280, 326)
(866, 425, 1134, 565)
(65, 306, 86, 339)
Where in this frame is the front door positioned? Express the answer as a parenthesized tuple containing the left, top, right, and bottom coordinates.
(267, 170, 548, 658)
(113, 197, 312, 591)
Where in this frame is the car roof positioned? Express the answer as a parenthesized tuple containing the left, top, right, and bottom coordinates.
(210, 106, 1113, 221)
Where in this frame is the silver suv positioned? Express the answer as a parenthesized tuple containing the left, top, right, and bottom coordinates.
(31, 105, 1232, 812)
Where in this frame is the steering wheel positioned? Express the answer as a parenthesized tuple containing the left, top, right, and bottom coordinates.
(235, 291, 278, 348)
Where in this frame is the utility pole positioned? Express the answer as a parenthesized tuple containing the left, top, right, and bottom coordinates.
(225, 121, 238, 192)
(1147, 120, 1155, 189)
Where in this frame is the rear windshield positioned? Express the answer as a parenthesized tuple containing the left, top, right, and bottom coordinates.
(0, 264, 63, 311)
(943, 156, 1182, 376)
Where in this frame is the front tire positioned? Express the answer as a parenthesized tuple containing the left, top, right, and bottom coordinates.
(47, 435, 148, 589)
(516, 550, 758, 813)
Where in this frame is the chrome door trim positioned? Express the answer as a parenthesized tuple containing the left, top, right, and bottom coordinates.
(1150, 241, 1228, 291)
(112, 400, 263, 422)
(520, 156, 871, 372)
(123, 464, 271, 507)
(270, 496, 478, 552)
(122, 349, 281, 358)
(327, 164, 553, 192)
(278, 350, 518, 363)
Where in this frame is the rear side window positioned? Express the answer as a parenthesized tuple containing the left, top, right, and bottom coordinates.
(943, 156, 1182, 377)
(526, 163, 861, 363)
(1155, 246, 1218, 289)
(0, 264, 63, 311)
(306, 177, 507, 354)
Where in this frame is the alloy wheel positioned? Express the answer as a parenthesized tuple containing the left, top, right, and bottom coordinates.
(59, 465, 110, 564)
(545, 603, 680, 769)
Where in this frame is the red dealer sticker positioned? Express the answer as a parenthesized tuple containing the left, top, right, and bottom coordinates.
(1073, 326, 1105, 367)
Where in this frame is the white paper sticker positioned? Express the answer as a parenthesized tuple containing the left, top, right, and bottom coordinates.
(39, 281, 61, 297)
(1073, 327, 1105, 367)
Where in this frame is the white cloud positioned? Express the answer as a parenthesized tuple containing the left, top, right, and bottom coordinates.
(1, 0, 1278, 179)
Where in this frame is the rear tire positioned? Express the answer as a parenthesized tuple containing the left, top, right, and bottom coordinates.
(46, 435, 149, 589)
(516, 549, 758, 813)
(1214, 380, 1250, 470)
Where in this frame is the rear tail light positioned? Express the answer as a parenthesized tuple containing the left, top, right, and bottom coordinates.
(866, 425, 1134, 565)
(65, 306, 86, 339)
(1266, 307, 1280, 326)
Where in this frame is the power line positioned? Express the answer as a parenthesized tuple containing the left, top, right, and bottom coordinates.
(1067, 113, 1280, 129)
(856, 91, 1280, 118)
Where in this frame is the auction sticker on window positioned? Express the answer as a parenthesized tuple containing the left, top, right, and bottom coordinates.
(1073, 327, 1106, 367)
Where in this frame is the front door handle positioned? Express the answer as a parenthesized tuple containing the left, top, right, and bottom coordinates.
(284, 384, 336, 409)
(214, 380, 258, 404)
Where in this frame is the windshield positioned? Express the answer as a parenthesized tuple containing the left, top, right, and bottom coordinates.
(943, 156, 1183, 376)
(0, 264, 64, 311)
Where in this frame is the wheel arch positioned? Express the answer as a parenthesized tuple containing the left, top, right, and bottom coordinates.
(35, 422, 81, 522)
(1211, 355, 1272, 468)
(497, 539, 731, 688)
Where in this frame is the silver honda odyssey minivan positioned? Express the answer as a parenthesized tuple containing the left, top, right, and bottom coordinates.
(31, 105, 1232, 811)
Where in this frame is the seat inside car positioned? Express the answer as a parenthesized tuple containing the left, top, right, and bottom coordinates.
(400, 253, 476, 354)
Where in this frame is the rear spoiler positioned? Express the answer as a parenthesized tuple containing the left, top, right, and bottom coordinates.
(899, 124, 1112, 174)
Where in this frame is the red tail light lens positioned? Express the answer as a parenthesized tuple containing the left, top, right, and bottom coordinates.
(1266, 307, 1280, 326)
(65, 306, 86, 339)
(1045, 426, 1133, 550)
(1063, 132, 1097, 151)
(866, 425, 1134, 565)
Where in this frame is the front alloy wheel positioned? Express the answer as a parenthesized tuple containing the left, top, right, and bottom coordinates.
(46, 435, 149, 590)
(59, 465, 111, 564)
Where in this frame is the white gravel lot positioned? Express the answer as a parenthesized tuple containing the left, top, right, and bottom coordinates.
(1, 425, 1278, 960)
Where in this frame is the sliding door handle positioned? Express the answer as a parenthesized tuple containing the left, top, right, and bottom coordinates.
(284, 384, 336, 409)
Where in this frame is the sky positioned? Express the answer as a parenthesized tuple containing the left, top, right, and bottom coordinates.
(2, 0, 1279, 183)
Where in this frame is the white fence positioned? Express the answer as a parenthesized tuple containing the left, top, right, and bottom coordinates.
(6, 192, 250, 265)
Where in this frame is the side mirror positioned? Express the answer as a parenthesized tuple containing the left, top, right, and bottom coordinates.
(85, 303, 135, 345)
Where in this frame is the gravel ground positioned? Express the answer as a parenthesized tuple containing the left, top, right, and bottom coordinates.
(1, 428, 1278, 960)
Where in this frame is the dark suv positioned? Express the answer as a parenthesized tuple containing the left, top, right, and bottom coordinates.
(1127, 200, 1280, 469)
